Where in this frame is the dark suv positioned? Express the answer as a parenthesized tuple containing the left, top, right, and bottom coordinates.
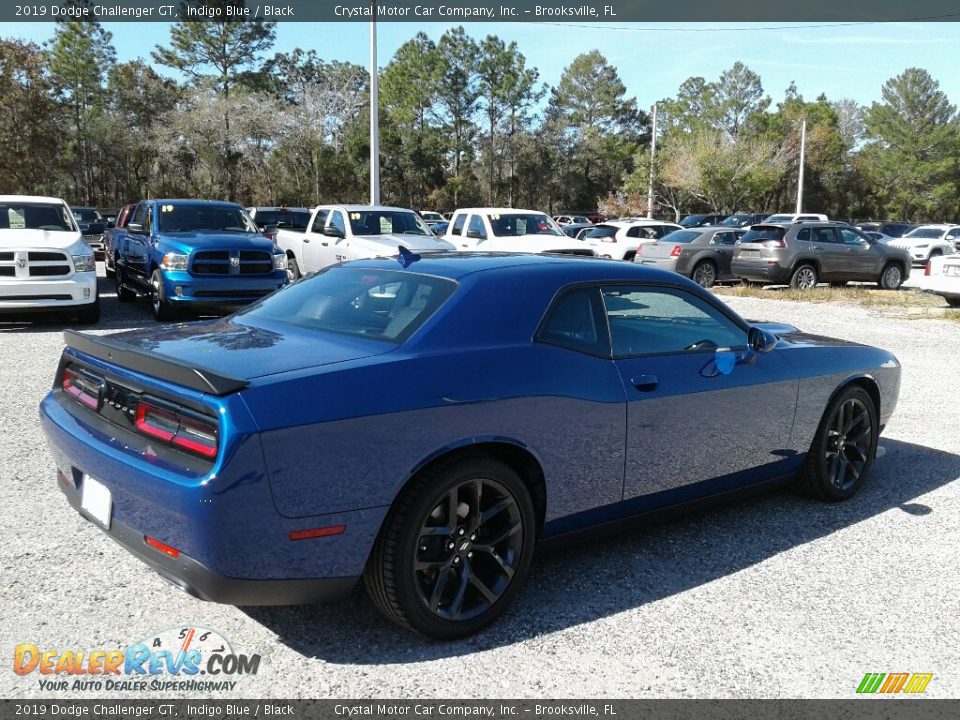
(731, 222, 912, 290)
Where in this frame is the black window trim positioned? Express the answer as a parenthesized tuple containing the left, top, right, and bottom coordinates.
(534, 280, 750, 360)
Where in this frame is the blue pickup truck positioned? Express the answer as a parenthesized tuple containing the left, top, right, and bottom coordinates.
(113, 199, 288, 320)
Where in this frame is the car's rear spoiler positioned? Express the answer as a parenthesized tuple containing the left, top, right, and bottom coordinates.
(63, 330, 249, 396)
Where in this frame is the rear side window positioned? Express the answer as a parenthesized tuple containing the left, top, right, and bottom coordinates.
(241, 267, 457, 344)
(537, 287, 610, 357)
(451, 214, 467, 236)
(741, 227, 786, 243)
(812, 227, 838, 244)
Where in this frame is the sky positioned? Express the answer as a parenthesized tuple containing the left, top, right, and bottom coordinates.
(4, 20, 959, 111)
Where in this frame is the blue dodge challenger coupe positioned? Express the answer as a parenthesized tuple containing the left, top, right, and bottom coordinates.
(40, 253, 900, 638)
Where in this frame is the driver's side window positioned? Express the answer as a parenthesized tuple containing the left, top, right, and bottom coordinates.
(311, 209, 329, 233)
(838, 228, 868, 246)
(601, 286, 746, 358)
(329, 211, 346, 237)
(468, 214, 487, 240)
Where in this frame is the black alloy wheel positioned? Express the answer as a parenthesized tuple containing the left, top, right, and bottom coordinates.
(365, 457, 536, 639)
(801, 385, 878, 501)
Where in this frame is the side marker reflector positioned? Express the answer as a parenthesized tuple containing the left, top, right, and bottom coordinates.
(289, 525, 346, 541)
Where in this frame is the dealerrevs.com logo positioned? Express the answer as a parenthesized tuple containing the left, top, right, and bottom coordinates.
(13, 626, 261, 693)
(857, 673, 933, 695)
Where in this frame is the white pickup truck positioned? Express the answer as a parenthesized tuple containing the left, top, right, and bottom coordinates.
(443, 208, 596, 256)
(275, 204, 456, 278)
(0, 195, 99, 322)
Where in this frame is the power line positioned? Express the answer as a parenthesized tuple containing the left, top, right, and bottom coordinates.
(532, 14, 960, 33)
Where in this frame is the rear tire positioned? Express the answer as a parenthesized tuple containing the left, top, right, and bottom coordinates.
(151, 270, 179, 322)
(104, 263, 115, 279)
(878, 262, 904, 290)
(946, 297, 960, 308)
(799, 385, 878, 502)
(364, 456, 537, 639)
(691, 261, 718, 288)
(789, 264, 818, 290)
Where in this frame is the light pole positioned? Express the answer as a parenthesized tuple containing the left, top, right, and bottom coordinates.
(795, 117, 806, 214)
(647, 103, 657, 219)
(369, 4, 381, 206)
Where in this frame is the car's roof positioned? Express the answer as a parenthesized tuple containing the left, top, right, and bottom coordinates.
(249, 206, 310, 212)
(149, 198, 243, 206)
(0, 195, 68, 204)
(452, 208, 546, 215)
(316, 204, 416, 212)
(602, 219, 680, 228)
(910, 224, 956, 231)
(346, 251, 687, 283)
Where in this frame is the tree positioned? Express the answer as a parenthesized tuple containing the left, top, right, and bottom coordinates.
(435, 27, 480, 205)
(861, 68, 959, 219)
(46, 20, 115, 203)
(152, 1, 276, 199)
(548, 50, 643, 210)
(0, 40, 61, 193)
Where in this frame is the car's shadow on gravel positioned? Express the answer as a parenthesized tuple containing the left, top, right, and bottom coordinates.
(245, 437, 960, 663)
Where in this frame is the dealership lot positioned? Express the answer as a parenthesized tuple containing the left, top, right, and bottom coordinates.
(2, 268, 958, 698)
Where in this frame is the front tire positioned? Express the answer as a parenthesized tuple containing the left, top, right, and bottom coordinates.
(945, 297, 960, 308)
(364, 456, 537, 639)
(789, 263, 818, 290)
(75, 294, 100, 324)
(878, 262, 904, 290)
(800, 385, 878, 501)
(287, 255, 302, 282)
(151, 270, 179, 322)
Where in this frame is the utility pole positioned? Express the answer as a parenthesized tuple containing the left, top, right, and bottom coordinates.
(369, 3, 381, 206)
(646, 103, 657, 219)
(795, 117, 806, 214)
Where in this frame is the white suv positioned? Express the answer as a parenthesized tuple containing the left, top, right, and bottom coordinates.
(0, 195, 99, 322)
(445, 208, 595, 255)
(888, 224, 959, 265)
(584, 219, 683, 261)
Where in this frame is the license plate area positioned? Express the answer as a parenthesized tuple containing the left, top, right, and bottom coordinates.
(945, 265, 960, 277)
(739, 250, 761, 258)
(80, 474, 112, 529)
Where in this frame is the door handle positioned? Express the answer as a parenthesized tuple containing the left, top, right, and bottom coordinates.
(811, 245, 822, 251)
(321, 241, 329, 246)
(631, 375, 659, 392)
(303, 237, 310, 243)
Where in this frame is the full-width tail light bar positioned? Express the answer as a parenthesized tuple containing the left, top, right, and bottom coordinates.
(62, 366, 103, 410)
(135, 397, 219, 459)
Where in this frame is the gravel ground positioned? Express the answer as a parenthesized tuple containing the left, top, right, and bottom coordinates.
(2, 268, 958, 699)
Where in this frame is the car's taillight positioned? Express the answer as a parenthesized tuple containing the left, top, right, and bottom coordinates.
(671, 245, 682, 257)
(135, 398, 219, 459)
(925, 261, 932, 276)
(62, 366, 103, 410)
(761, 239, 787, 248)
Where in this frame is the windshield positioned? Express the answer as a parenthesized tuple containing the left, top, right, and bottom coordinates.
(239, 267, 457, 344)
(660, 230, 703, 244)
(721, 215, 754, 226)
(585, 224, 618, 239)
(157, 203, 257, 233)
(253, 210, 310, 229)
(488, 213, 563, 237)
(764, 215, 793, 223)
(0, 202, 77, 231)
(72, 208, 100, 222)
(905, 228, 944, 239)
(680, 215, 708, 227)
(348, 210, 431, 236)
(741, 226, 786, 243)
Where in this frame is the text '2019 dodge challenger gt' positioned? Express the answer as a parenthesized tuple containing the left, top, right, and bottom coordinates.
(40, 252, 901, 638)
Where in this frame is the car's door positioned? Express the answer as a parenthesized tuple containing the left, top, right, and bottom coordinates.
(805, 226, 844, 280)
(124, 202, 152, 290)
(601, 284, 799, 499)
(300, 208, 330, 272)
(315, 209, 348, 269)
(836, 226, 879, 279)
(709, 230, 740, 276)
(448, 212, 468, 248)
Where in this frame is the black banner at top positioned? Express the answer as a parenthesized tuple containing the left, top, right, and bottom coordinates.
(5, 0, 960, 23)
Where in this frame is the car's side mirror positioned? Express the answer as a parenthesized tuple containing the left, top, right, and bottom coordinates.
(264, 224, 278, 235)
(126, 222, 145, 234)
(466, 229, 485, 239)
(748, 327, 778, 354)
(88, 222, 105, 235)
(106, 221, 116, 229)
(323, 226, 345, 238)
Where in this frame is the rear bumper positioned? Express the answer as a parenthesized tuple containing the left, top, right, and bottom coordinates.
(40, 388, 387, 602)
(0, 273, 97, 311)
(158, 269, 288, 305)
(636, 257, 679, 272)
(731, 259, 790, 283)
(59, 477, 358, 605)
